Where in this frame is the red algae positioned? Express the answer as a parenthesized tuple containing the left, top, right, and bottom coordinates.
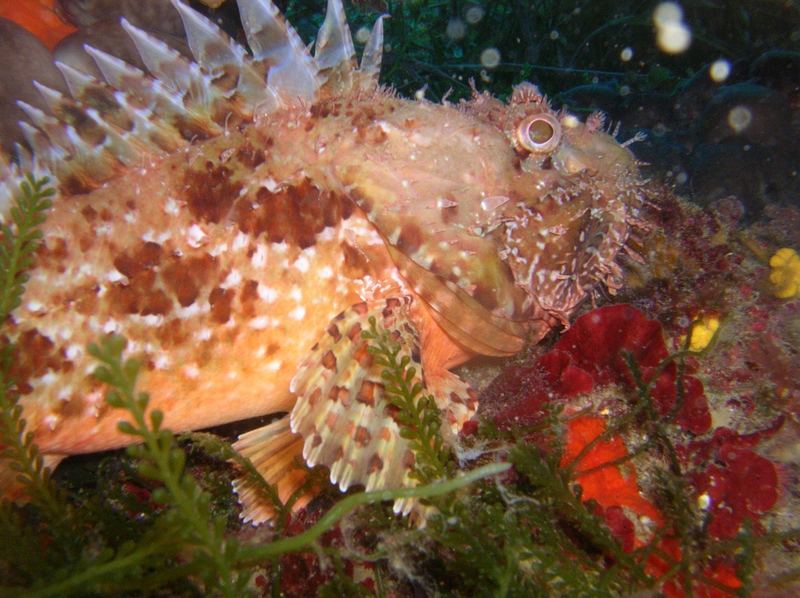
(493, 304, 711, 434)
(484, 302, 789, 596)
(562, 416, 662, 525)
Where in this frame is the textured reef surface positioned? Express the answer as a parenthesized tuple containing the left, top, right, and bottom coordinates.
(0, 1, 798, 596)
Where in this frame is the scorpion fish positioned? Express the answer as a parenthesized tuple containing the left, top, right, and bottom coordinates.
(0, 0, 646, 522)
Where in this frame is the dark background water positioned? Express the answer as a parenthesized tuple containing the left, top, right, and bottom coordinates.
(300, 0, 800, 220)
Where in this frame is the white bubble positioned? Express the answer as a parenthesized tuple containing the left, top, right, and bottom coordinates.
(653, 2, 683, 25)
(480, 47, 501, 68)
(709, 59, 731, 82)
(465, 5, 485, 24)
(620, 47, 633, 62)
(355, 26, 370, 44)
(656, 21, 691, 54)
(727, 106, 752, 133)
(653, 2, 691, 54)
(619, 85, 631, 96)
(446, 17, 466, 40)
(549, 30, 559, 40)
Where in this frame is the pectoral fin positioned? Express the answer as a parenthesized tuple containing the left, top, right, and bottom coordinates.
(233, 296, 479, 523)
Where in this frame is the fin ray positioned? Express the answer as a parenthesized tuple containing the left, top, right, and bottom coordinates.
(236, 0, 320, 101)
(315, 0, 356, 71)
(232, 416, 312, 524)
(170, 0, 279, 115)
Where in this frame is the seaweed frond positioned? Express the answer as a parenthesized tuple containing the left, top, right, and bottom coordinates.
(362, 315, 453, 484)
(0, 175, 77, 542)
(0, 173, 54, 323)
(88, 334, 248, 597)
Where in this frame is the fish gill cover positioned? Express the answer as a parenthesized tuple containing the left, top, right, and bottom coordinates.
(0, 1, 799, 596)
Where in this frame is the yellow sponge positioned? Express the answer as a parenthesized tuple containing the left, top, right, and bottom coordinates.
(689, 316, 720, 352)
(769, 248, 800, 299)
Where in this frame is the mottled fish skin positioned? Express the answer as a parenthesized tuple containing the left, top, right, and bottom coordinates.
(0, 0, 646, 519)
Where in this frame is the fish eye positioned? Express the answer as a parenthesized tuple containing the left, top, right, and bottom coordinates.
(515, 114, 561, 154)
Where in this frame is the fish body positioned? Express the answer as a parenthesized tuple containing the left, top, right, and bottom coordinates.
(0, 0, 646, 521)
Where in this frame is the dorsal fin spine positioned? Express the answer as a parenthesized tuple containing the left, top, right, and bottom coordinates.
(169, 0, 278, 116)
(360, 15, 386, 81)
(315, 0, 356, 71)
(3, 0, 378, 202)
(236, 0, 320, 101)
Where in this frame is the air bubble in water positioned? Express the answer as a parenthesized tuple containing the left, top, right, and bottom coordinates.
(480, 47, 501, 68)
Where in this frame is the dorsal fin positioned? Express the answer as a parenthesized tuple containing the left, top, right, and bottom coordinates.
(2, 0, 386, 211)
(120, 19, 224, 118)
(56, 56, 189, 152)
(359, 14, 386, 88)
(236, 0, 320, 101)
(315, 0, 356, 71)
(32, 80, 141, 167)
(170, 0, 279, 116)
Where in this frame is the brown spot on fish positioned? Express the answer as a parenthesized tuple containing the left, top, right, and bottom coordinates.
(209, 286, 234, 324)
(356, 380, 378, 406)
(397, 223, 423, 255)
(382, 297, 401, 318)
(368, 454, 383, 473)
(59, 174, 96, 196)
(346, 322, 362, 341)
(239, 280, 259, 317)
(108, 273, 172, 316)
(155, 318, 189, 348)
(36, 237, 69, 270)
(321, 350, 337, 371)
(325, 412, 338, 430)
(183, 160, 241, 223)
(236, 142, 265, 169)
(383, 403, 400, 419)
(327, 323, 341, 342)
(6, 329, 59, 394)
(73, 282, 100, 315)
(354, 343, 373, 369)
(113, 241, 162, 279)
(234, 180, 350, 249)
(472, 283, 499, 311)
(58, 394, 85, 418)
(354, 425, 371, 447)
(161, 252, 217, 308)
(403, 449, 415, 469)
(80, 205, 98, 222)
(328, 385, 350, 406)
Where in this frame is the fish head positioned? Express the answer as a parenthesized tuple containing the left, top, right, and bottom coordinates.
(335, 82, 645, 355)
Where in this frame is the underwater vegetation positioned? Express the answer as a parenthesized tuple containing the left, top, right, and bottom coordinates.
(1, 173, 799, 595)
(0, 0, 799, 596)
